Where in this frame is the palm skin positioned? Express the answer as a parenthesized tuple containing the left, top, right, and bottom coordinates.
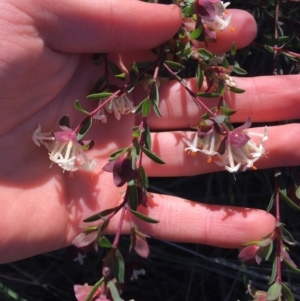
(2, 0, 299, 263)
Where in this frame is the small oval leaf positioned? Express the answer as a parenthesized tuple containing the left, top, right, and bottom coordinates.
(130, 209, 159, 223)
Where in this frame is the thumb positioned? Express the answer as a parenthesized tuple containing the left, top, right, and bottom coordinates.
(31, 0, 181, 53)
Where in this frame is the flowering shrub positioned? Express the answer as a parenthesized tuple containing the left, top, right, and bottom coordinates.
(30, 0, 300, 300)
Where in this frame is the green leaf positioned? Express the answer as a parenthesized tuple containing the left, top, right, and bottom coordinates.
(132, 140, 140, 157)
(134, 99, 145, 115)
(196, 92, 219, 98)
(132, 129, 141, 138)
(190, 25, 203, 40)
(142, 98, 151, 117)
(141, 146, 165, 164)
(0, 282, 29, 301)
(84, 278, 104, 301)
(196, 64, 204, 90)
(129, 185, 138, 211)
(138, 166, 149, 189)
(77, 118, 92, 140)
(283, 257, 300, 273)
(136, 61, 153, 69)
(107, 281, 122, 301)
(197, 48, 214, 60)
(296, 186, 300, 199)
(280, 190, 300, 211)
(264, 45, 274, 53)
(267, 282, 282, 301)
(74, 100, 89, 114)
(126, 77, 138, 93)
(216, 80, 225, 96)
(144, 123, 152, 150)
(264, 241, 273, 261)
(268, 259, 277, 285)
(149, 83, 159, 105)
(230, 42, 237, 56)
(98, 236, 112, 248)
(109, 147, 130, 161)
(281, 283, 295, 301)
(152, 101, 162, 117)
(176, 47, 192, 58)
(59, 115, 70, 128)
(220, 106, 236, 116)
(84, 225, 98, 234)
(267, 36, 291, 46)
(222, 58, 229, 68)
(83, 206, 119, 222)
(131, 148, 138, 170)
(87, 92, 113, 99)
(229, 86, 245, 93)
(89, 75, 106, 94)
(267, 193, 275, 212)
(114, 249, 125, 283)
(131, 62, 139, 75)
(130, 209, 159, 223)
(257, 238, 272, 247)
(281, 225, 296, 245)
(182, 3, 194, 17)
(115, 73, 125, 80)
(108, 61, 125, 80)
(232, 66, 247, 75)
(165, 60, 185, 71)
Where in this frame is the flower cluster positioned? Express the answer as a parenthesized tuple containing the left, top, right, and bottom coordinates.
(93, 94, 134, 123)
(32, 124, 96, 173)
(195, 0, 232, 31)
(185, 118, 268, 173)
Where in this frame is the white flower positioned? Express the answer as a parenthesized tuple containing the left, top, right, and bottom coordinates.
(93, 99, 107, 123)
(32, 125, 96, 173)
(184, 134, 201, 156)
(184, 125, 268, 173)
(32, 124, 55, 149)
(93, 94, 134, 123)
(216, 127, 269, 172)
(204, 1, 232, 31)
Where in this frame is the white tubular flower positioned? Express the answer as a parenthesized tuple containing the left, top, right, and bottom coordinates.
(209, 1, 231, 31)
(198, 131, 222, 157)
(32, 124, 55, 150)
(32, 124, 96, 173)
(184, 133, 201, 156)
(196, 0, 232, 31)
(93, 94, 134, 122)
(224, 74, 236, 87)
(93, 99, 108, 123)
(216, 126, 269, 173)
(184, 119, 268, 173)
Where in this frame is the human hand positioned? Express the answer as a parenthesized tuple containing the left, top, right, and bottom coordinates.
(1, 0, 294, 263)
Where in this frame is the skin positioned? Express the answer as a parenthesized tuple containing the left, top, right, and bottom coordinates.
(1, 0, 299, 263)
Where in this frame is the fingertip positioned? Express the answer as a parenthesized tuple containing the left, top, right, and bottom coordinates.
(192, 9, 257, 53)
(229, 9, 257, 49)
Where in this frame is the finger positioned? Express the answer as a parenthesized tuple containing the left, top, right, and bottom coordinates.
(105, 194, 276, 248)
(141, 124, 300, 177)
(29, 0, 181, 53)
(136, 74, 300, 130)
